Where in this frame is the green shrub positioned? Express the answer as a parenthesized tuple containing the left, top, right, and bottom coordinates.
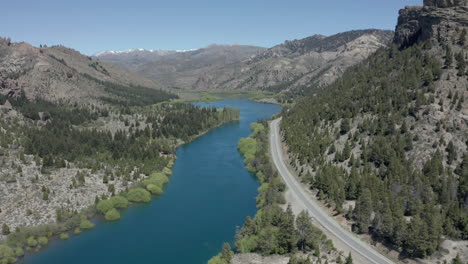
(105, 208, 120, 221)
(142, 173, 169, 188)
(38, 237, 48, 246)
(256, 171, 265, 183)
(0, 244, 15, 264)
(250, 123, 265, 135)
(207, 243, 233, 264)
(162, 167, 172, 175)
(167, 160, 174, 168)
(235, 236, 258, 253)
(238, 137, 257, 165)
(74, 228, 81, 235)
(79, 219, 95, 230)
(127, 188, 151, 203)
(110, 196, 129, 209)
(207, 255, 226, 264)
(26, 237, 38, 247)
(146, 184, 163, 195)
(256, 183, 269, 208)
(60, 233, 69, 240)
(96, 199, 114, 214)
(14, 247, 24, 257)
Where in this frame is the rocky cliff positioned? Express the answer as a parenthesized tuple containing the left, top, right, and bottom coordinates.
(424, 0, 468, 7)
(394, 0, 468, 48)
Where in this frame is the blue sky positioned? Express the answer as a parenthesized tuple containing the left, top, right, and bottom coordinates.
(3, 0, 422, 55)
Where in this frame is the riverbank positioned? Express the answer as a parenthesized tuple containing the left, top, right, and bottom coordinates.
(209, 120, 341, 264)
(0, 102, 240, 264)
(23, 99, 280, 264)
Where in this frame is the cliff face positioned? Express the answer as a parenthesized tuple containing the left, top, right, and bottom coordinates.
(394, 0, 468, 47)
(424, 0, 468, 7)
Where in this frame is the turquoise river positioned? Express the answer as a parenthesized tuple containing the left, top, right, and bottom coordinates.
(25, 99, 281, 264)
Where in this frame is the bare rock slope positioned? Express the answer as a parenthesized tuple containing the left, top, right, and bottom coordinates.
(0, 38, 163, 103)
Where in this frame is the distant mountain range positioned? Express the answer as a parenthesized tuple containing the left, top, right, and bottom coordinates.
(93, 48, 198, 57)
(93, 44, 267, 90)
(94, 29, 394, 95)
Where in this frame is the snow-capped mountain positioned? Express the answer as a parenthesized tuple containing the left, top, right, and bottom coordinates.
(92, 48, 198, 57)
(92, 44, 267, 88)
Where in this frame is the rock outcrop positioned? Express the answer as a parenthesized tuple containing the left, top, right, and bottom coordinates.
(424, 0, 467, 7)
(394, 0, 468, 47)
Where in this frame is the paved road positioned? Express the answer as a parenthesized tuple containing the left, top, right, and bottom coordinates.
(269, 118, 394, 264)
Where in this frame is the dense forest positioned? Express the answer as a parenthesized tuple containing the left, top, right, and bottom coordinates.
(0, 93, 239, 176)
(281, 42, 467, 258)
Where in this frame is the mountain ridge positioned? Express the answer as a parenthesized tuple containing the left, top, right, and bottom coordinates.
(0, 38, 172, 105)
(94, 29, 394, 96)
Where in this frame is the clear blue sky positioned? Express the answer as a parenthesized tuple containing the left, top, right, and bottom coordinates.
(3, 0, 422, 55)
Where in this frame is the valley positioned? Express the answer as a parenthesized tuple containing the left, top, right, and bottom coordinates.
(0, 0, 467, 264)
(94, 30, 393, 99)
(23, 100, 280, 264)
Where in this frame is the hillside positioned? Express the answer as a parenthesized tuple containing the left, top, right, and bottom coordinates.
(95, 30, 393, 97)
(0, 38, 170, 105)
(281, 0, 467, 262)
(202, 29, 393, 95)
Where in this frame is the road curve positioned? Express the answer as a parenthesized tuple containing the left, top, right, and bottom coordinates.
(269, 118, 394, 264)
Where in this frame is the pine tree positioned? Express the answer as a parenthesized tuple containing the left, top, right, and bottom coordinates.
(296, 210, 317, 252)
(404, 215, 433, 258)
(221, 243, 233, 263)
(2, 223, 10, 235)
(345, 252, 353, 264)
(458, 28, 467, 46)
(336, 255, 343, 264)
(451, 254, 463, 264)
(42, 191, 49, 201)
(354, 188, 372, 233)
(455, 52, 466, 76)
(278, 205, 297, 254)
(43, 154, 54, 167)
(445, 46, 453, 68)
(446, 141, 457, 165)
(340, 118, 351, 135)
(343, 142, 351, 161)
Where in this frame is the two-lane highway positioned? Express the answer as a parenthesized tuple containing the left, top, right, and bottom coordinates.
(269, 118, 394, 264)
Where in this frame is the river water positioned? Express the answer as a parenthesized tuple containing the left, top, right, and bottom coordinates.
(25, 99, 281, 264)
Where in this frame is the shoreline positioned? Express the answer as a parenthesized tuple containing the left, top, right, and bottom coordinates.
(0, 101, 240, 264)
